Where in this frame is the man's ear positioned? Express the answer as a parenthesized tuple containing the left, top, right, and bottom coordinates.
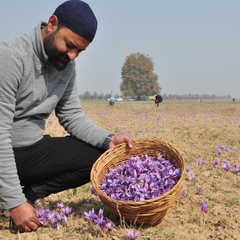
(47, 15, 59, 33)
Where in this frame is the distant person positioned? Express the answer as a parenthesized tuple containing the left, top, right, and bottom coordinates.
(0, 0, 132, 232)
(109, 91, 116, 106)
(233, 98, 235, 103)
(155, 94, 163, 107)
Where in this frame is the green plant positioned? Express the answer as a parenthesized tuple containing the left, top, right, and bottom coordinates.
(73, 188, 78, 196)
(222, 189, 232, 193)
(193, 216, 198, 222)
(164, 231, 175, 239)
(209, 182, 222, 192)
(226, 197, 239, 207)
(205, 195, 215, 201)
(82, 183, 91, 193)
(140, 229, 163, 238)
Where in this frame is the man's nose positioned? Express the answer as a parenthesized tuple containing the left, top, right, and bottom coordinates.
(67, 50, 79, 60)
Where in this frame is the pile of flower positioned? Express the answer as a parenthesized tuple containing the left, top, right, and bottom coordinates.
(100, 153, 181, 202)
(35, 202, 72, 230)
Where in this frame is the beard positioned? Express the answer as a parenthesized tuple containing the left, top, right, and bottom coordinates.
(43, 31, 70, 71)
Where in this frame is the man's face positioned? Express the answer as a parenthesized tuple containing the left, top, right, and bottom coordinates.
(43, 26, 90, 71)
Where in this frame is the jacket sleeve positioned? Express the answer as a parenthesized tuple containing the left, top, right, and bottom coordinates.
(55, 66, 113, 148)
(0, 47, 26, 209)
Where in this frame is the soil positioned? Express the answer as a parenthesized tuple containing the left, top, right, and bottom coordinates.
(0, 100, 239, 240)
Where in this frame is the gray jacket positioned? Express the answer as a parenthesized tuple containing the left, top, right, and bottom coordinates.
(0, 22, 112, 209)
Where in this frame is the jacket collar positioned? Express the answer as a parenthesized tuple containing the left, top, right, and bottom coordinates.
(31, 21, 49, 66)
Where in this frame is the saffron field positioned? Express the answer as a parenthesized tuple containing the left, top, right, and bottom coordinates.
(0, 100, 240, 240)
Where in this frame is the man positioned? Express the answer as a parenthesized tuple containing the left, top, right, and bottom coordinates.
(155, 94, 163, 107)
(0, 0, 132, 232)
(109, 91, 116, 106)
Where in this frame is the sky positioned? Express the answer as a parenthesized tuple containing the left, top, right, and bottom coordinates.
(0, 0, 240, 98)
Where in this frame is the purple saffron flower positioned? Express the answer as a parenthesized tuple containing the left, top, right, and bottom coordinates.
(63, 215, 68, 225)
(53, 213, 62, 230)
(105, 221, 115, 230)
(225, 146, 230, 152)
(94, 210, 107, 233)
(194, 157, 200, 165)
(186, 166, 191, 172)
(34, 207, 45, 219)
(57, 202, 65, 209)
(222, 160, 232, 172)
(126, 229, 138, 239)
(180, 190, 186, 196)
(234, 166, 240, 173)
(212, 159, 220, 168)
(61, 206, 72, 216)
(188, 173, 198, 184)
(233, 147, 237, 151)
(39, 217, 46, 225)
(90, 186, 98, 196)
(43, 210, 55, 224)
(200, 201, 209, 214)
(217, 150, 222, 157)
(215, 145, 221, 151)
(197, 187, 204, 194)
(56, 212, 62, 222)
(201, 160, 206, 165)
(84, 208, 97, 222)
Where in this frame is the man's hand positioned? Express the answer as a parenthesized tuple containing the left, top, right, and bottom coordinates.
(10, 201, 40, 232)
(109, 135, 133, 149)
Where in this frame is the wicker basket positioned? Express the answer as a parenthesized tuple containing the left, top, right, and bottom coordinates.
(90, 139, 186, 225)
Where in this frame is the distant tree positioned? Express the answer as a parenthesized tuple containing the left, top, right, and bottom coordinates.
(98, 93, 104, 100)
(120, 52, 161, 99)
(83, 91, 91, 100)
(92, 91, 98, 100)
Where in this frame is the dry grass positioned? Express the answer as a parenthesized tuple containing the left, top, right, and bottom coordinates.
(1, 99, 240, 240)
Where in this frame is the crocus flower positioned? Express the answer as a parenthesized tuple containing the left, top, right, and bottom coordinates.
(215, 145, 221, 151)
(188, 173, 198, 184)
(93, 209, 107, 233)
(63, 215, 68, 225)
(197, 187, 204, 194)
(234, 166, 240, 173)
(53, 213, 62, 230)
(194, 157, 200, 165)
(200, 201, 209, 214)
(186, 166, 191, 172)
(34, 207, 45, 219)
(212, 159, 220, 168)
(94, 215, 107, 232)
(105, 221, 115, 230)
(225, 146, 230, 152)
(90, 186, 98, 196)
(222, 160, 232, 172)
(180, 190, 186, 196)
(126, 229, 138, 239)
(35, 208, 46, 225)
(84, 208, 97, 222)
(57, 202, 65, 209)
(44, 210, 55, 224)
(61, 206, 72, 216)
(217, 150, 222, 157)
(201, 160, 206, 165)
